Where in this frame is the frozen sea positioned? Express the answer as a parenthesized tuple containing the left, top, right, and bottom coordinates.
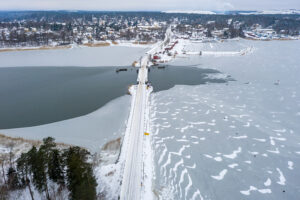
(0, 45, 149, 151)
(0, 45, 148, 67)
(1, 95, 131, 152)
(0, 44, 230, 152)
(150, 39, 300, 199)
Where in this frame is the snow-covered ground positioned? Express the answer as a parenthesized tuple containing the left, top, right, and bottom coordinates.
(0, 96, 130, 199)
(0, 134, 71, 200)
(150, 39, 300, 199)
(0, 95, 130, 153)
(0, 45, 149, 67)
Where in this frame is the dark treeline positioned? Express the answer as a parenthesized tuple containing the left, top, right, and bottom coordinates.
(0, 11, 300, 24)
(1, 11, 299, 28)
(1, 137, 97, 200)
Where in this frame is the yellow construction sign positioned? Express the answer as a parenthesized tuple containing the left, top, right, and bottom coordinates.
(144, 132, 150, 136)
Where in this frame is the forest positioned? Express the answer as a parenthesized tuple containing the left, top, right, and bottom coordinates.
(0, 137, 97, 200)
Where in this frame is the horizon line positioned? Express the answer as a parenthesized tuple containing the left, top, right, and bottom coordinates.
(0, 9, 297, 12)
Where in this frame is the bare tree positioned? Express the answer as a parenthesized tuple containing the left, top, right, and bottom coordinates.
(0, 154, 8, 184)
(6, 142, 16, 168)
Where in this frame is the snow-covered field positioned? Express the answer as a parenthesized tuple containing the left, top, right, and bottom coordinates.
(150, 39, 300, 199)
(0, 45, 149, 67)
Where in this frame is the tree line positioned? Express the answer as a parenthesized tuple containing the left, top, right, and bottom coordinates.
(1, 11, 299, 48)
(1, 137, 97, 200)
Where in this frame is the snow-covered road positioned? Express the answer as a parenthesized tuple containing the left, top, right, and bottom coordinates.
(120, 28, 171, 200)
(119, 55, 151, 200)
(120, 84, 146, 199)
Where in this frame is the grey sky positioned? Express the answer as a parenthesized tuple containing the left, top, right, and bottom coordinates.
(0, 0, 299, 11)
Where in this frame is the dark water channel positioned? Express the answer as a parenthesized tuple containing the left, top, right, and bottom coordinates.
(0, 65, 229, 129)
(149, 65, 228, 91)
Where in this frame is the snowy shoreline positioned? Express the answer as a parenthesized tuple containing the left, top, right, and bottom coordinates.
(0, 44, 151, 68)
(0, 40, 154, 53)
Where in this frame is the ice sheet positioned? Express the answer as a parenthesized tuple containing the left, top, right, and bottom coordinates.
(0, 95, 131, 152)
(150, 39, 300, 199)
(0, 46, 148, 67)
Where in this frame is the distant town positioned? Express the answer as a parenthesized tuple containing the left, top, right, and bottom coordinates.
(0, 11, 300, 49)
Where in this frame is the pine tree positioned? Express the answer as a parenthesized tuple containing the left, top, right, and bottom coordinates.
(39, 137, 65, 186)
(48, 149, 65, 186)
(28, 146, 50, 200)
(223, 31, 229, 38)
(39, 137, 56, 156)
(17, 153, 34, 200)
(14, 137, 98, 200)
(206, 29, 212, 38)
(65, 147, 97, 200)
(238, 27, 245, 38)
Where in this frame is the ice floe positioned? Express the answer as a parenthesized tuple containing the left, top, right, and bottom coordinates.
(223, 147, 242, 159)
(211, 169, 228, 180)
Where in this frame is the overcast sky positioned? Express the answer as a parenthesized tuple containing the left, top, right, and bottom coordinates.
(0, 0, 299, 11)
